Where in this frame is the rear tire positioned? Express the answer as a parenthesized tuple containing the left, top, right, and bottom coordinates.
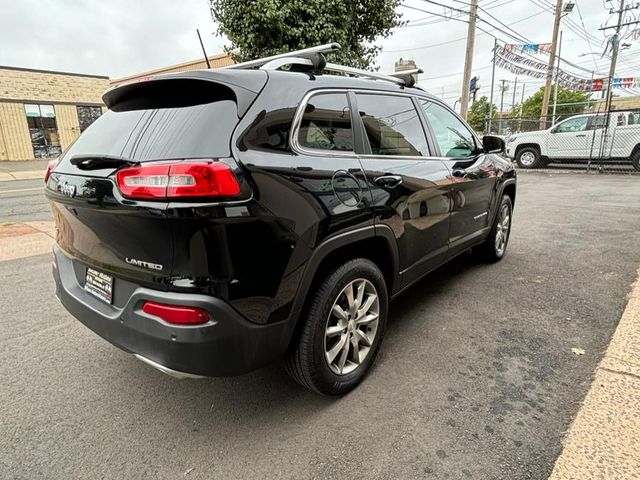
(515, 147, 545, 169)
(474, 195, 513, 263)
(632, 150, 640, 172)
(284, 258, 388, 395)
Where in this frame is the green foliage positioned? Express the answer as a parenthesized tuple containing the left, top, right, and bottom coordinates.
(468, 96, 497, 133)
(209, 0, 403, 69)
(518, 85, 590, 118)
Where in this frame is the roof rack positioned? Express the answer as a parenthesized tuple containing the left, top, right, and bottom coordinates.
(226, 43, 340, 70)
(224, 43, 422, 88)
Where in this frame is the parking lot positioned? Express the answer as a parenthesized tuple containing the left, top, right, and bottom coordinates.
(2, 171, 640, 479)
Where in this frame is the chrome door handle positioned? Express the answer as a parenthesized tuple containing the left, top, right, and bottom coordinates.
(374, 175, 403, 188)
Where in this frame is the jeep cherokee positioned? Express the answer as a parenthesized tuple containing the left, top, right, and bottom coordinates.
(45, 45, 516, 395)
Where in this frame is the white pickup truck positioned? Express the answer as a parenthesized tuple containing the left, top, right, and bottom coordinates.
(506, 111, 640, 171)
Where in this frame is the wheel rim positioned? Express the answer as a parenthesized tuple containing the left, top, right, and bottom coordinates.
(519, 151, 535, 166)
(495, 204, 511, 256)
(324, 279, 380, 375)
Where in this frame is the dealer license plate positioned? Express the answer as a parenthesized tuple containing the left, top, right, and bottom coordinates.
(84, 268, 113, 304)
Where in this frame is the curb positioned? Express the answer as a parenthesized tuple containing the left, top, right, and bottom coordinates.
(0, 170, 45, 182)
(549, 268, 640, 479)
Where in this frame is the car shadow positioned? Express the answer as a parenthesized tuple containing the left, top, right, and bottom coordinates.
(105, 250, 495, 437)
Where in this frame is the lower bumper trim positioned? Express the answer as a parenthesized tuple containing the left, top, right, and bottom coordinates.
(134, 354, 206, 380)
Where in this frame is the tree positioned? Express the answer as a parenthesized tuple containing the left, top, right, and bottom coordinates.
(468, 96, 497, 133)
(209, 0, 403, 69)
(519, 86, 590, 119)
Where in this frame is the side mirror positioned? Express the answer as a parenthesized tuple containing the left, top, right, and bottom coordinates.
(482, 135, 505, 154)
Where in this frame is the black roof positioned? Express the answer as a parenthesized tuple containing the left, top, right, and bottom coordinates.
(104, 68, 438, 108)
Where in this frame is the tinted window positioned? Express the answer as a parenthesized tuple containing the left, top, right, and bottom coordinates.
(419, 100, 476, 158)
(555, 116, 588, 133)
(357, 94, 429, 156)
(64, 99, 238, 162)
(298, 93, 353, 151)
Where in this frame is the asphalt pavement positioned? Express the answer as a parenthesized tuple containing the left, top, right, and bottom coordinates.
(1, 172, 640, 479)
(0, 178, 50, 223)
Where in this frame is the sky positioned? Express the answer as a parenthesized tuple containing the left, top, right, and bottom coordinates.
(1, 0, 639, 110)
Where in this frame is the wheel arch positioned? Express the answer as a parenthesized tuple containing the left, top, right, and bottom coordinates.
(515, 143, 541, 157)
(285, 225, 399, 346)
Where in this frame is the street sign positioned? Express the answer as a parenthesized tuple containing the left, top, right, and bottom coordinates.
(470, 76, 480, 93)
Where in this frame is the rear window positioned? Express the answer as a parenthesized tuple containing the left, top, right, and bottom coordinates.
(64, 95, 239, 162)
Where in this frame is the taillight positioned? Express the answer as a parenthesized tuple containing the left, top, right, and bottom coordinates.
(116, 161, 240, 200)
(44, 159, 59, 184)
(142, 301, 209, 325)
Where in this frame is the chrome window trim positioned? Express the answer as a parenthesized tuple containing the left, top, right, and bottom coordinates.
(290, 88, 439, 160)
(290, 89, 359, 158)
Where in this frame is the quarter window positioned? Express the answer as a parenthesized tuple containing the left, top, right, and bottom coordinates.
(419, 100, 476, 158)
(298, 93, 354, 152)
(356, 94, 429, 156)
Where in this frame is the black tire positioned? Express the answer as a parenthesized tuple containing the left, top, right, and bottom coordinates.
(632, 150, 640, 172)
(515, 146, 545, 169)
(474, 195, 513, 263)
(284, 258, 388, 395)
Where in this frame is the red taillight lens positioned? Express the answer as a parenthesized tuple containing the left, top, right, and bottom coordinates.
(44, 159, 58, 184)
(116, 162, 240, 200)
(142, 301, 209, 325)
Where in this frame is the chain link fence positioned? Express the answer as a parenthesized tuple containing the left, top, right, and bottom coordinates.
(485, 111, 640, 174)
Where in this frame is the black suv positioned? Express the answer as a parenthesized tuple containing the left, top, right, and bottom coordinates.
(45, 49, 516, 395)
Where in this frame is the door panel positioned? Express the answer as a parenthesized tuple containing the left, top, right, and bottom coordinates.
(548, 116, 591, 158)
(417, 100, 496, 253)
(353, 92, 452, 287)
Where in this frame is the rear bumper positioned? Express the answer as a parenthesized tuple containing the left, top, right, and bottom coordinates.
(52, 246, 290, 377)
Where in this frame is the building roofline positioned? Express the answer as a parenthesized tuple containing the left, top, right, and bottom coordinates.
(110, 53, 232, 84)
(0, 64, 109, 80)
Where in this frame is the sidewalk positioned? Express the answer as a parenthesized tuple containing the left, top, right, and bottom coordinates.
(0, 159, 48, 182)
(549, 267, 640, 479)
(0, 221, 55, 262)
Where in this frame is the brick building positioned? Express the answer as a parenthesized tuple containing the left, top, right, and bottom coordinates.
(0, 52, 234, 161)
(0, 66, 110, 160)
(110, 52, 233, 86)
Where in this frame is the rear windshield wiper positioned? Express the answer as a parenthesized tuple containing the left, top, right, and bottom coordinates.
(70, 155, 137, 171)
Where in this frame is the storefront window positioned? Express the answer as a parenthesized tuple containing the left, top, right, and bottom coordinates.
(25, 103, 62, 158)
(77, 105, 103, 132)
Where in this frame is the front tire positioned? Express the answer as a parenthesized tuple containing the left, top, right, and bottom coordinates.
(632, 150, 640, 172)
(284, 258, 388, 395)
(474, 195, 513, 263)
(515, 147, 545, 169)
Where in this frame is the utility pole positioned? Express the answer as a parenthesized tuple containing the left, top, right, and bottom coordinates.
(487, 38, 498, 134)
(519, 82, 526, 132)
(600, 0, 637, 114)
(551, 30, 563, 125)
(460, 0, 479, 120)
(499, 79, 508, 134)
(511, 77, 518, 111)
(540, 0, 564, 129)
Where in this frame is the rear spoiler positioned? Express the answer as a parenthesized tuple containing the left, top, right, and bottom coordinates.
(103, 70, 268, 117)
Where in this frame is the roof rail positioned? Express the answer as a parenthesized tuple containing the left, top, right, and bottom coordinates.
(224, 43, 422, 88)
(226, 43, 340, 70)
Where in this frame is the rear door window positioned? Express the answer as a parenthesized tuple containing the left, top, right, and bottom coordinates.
(356, 94, 429, 156)
(297, 93, 354, 152)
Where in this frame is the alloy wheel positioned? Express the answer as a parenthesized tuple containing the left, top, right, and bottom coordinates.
(495, 204, 511, 256)
(324, 279, 380, 375)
